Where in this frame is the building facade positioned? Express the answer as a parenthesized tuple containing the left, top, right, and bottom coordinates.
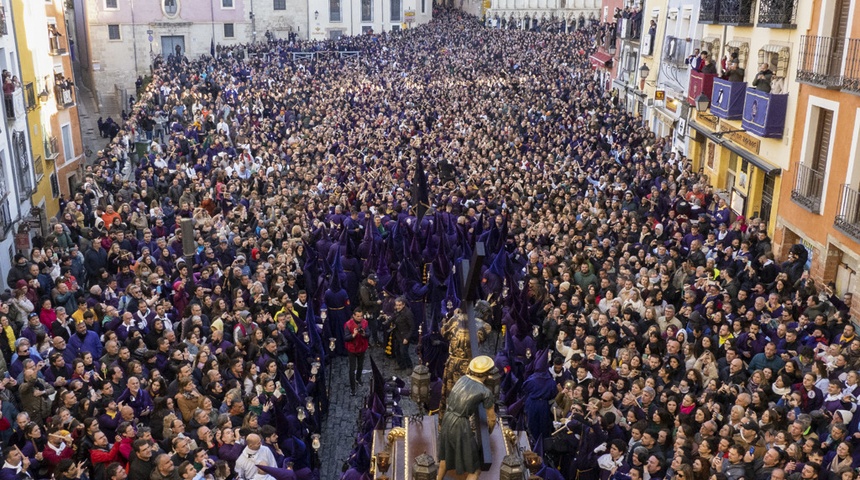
(774, 0, 860, 319)
(74, 0, 251, 114)
(14, 0, 85, 204)
(484, 0, 601, 32)
(0, 0, 38, 280)
(668, 0, 810, 238)
(307, 0, 432, 39)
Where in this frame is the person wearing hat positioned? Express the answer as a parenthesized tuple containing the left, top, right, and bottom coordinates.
(358, 274, 382, 346)
(436, 355, 496, 480)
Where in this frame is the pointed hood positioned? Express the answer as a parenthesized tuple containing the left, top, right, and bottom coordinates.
(442, 272, 460, 314)
(328, 251, 345, 293)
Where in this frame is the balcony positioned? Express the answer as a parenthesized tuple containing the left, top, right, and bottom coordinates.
(0, 7, 7, 37)
(718, 0, 755, 26)
(699, 0, 719, 23)
(757, 0, 797, 28)
(23, 83, 36, 111)
(741, 87, 788, 138)
(797, 36, 843, 88)
(791, 163, 825, 213)
(663, 36, 688, 67)
(710, 78, 747, 120)
(0, 196, 10, 237)
(55, 84, 75, 109)
(688, 71, 718, 106)
(49, 34, 67, 56)
(4, 88, 24, 121)
(844, 39, 860, 94)
(44, 136, 59, 160)
(835, 184, 860, 242)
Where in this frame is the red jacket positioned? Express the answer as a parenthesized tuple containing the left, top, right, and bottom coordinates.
(91, 440, 124, 467)
(344, 318, 369, 354)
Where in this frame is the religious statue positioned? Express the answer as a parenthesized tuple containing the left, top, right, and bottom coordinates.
(437, 356, 497, 480)
(440, 310, 492, 409)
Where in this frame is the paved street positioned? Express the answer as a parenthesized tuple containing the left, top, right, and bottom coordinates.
(319, 345, 417, 479)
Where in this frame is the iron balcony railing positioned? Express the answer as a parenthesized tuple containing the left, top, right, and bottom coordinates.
(699, 0, 719, 23)
(55, 84, 74, 108)
(0, 196, 11, 236)
(844, 39, 860, 93)
(718, 0, 755, 26)
(45, 136, 59, 160)
(835, 184, 860, 242)
(791, 163, 825, 213)
(757, 0, 797, 28)
(797, 36, 844, 88)
(23, 82, 36, 111)
(0, 7, 7, 36)
(49, 34, 67, 55)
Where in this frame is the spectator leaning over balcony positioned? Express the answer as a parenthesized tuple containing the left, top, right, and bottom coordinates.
(753, 63, 774, 93)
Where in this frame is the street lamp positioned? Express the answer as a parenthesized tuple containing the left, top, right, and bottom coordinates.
(639, 63, 650, 79)
(314, 10, 319, 19)
(695, 92, 710, 113)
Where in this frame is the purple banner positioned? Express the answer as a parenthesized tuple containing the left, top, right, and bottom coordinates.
(742, 87, 788, 138)
(711, 79, 746, 120)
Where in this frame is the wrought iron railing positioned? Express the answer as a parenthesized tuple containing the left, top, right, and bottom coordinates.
(0, 7, 7, 36)
(718, 0, 755, 26)
(23, 82, 36, 111)
(49, 34, 66, 55)
(791, 163, 825, 213)
(757, 0, 797, 28)
(844, 39, 860, 93)
(33, 155, 43, 177)
(835, 184, 860, 242)
(0, 197, 11, 236)
(45, 136, 59, 160)
(55, 85, 74, 108)
(797, 36, 844, 88)
(699, 0, 719, 23)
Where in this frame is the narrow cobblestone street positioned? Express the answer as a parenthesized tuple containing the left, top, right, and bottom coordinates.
(319, 346, 416, 479)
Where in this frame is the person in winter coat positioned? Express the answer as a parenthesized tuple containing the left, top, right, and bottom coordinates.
(18, 359, 54, 425)
(387, 297, 413, 370)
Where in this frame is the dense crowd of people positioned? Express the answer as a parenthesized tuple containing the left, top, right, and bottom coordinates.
(0, 7, 857, 480)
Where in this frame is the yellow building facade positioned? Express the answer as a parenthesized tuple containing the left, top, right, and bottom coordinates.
(11, 0, 84, 221)
(685, 0, 812, 235)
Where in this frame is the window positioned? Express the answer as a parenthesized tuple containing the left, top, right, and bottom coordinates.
(390, 0, 401, 21)
(725, 40, 750, 70)
(61, 124, 74, 164)
(221, 0, 233, 7)
(273, 0, 286, 9)
(361, 0, 372, 22)
(11, 131, 32, 197)
(164, 0, 177, 15)
(421, 0, 425, 13)
(108, 25, 121, 40)
(0, 150, 8, 199)
(105, 0, 118, 8)
(792, 106, 834, 212)
(224, 23, 234, 38)
(758, 45, 790, 78)
(329, 0, 342, 22)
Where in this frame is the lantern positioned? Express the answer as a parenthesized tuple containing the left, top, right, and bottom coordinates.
(523, 451, 542, 474)
(410, 365, 431, 405)
(499, 455, 525, 480)
(329, 337, 337, 352)
(296, 406, 306, 422)
(412, 452, 437, 480)
(305, 397, 315, 415)
(376, 451, 391, 474)
(311, 434, 320, 452)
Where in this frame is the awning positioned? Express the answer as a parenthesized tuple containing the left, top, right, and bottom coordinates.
(590, 51, 613, 69)
(689, 121, 781, 175)
(653, 107, 677, 126)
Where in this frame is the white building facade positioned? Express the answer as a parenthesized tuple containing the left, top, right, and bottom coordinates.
(484, 0, 600, 30)
(0, 0, 37, 282)
(306, 0, 433, 39)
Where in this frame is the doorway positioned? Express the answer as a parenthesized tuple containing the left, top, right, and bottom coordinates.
(161, 35, 185, 58)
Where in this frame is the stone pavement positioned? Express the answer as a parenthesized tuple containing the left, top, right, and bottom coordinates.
(319, 345, 417, 480)
(318, 332, 501, 479)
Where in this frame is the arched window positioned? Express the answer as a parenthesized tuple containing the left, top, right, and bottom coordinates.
(164, 0, 178, 16)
